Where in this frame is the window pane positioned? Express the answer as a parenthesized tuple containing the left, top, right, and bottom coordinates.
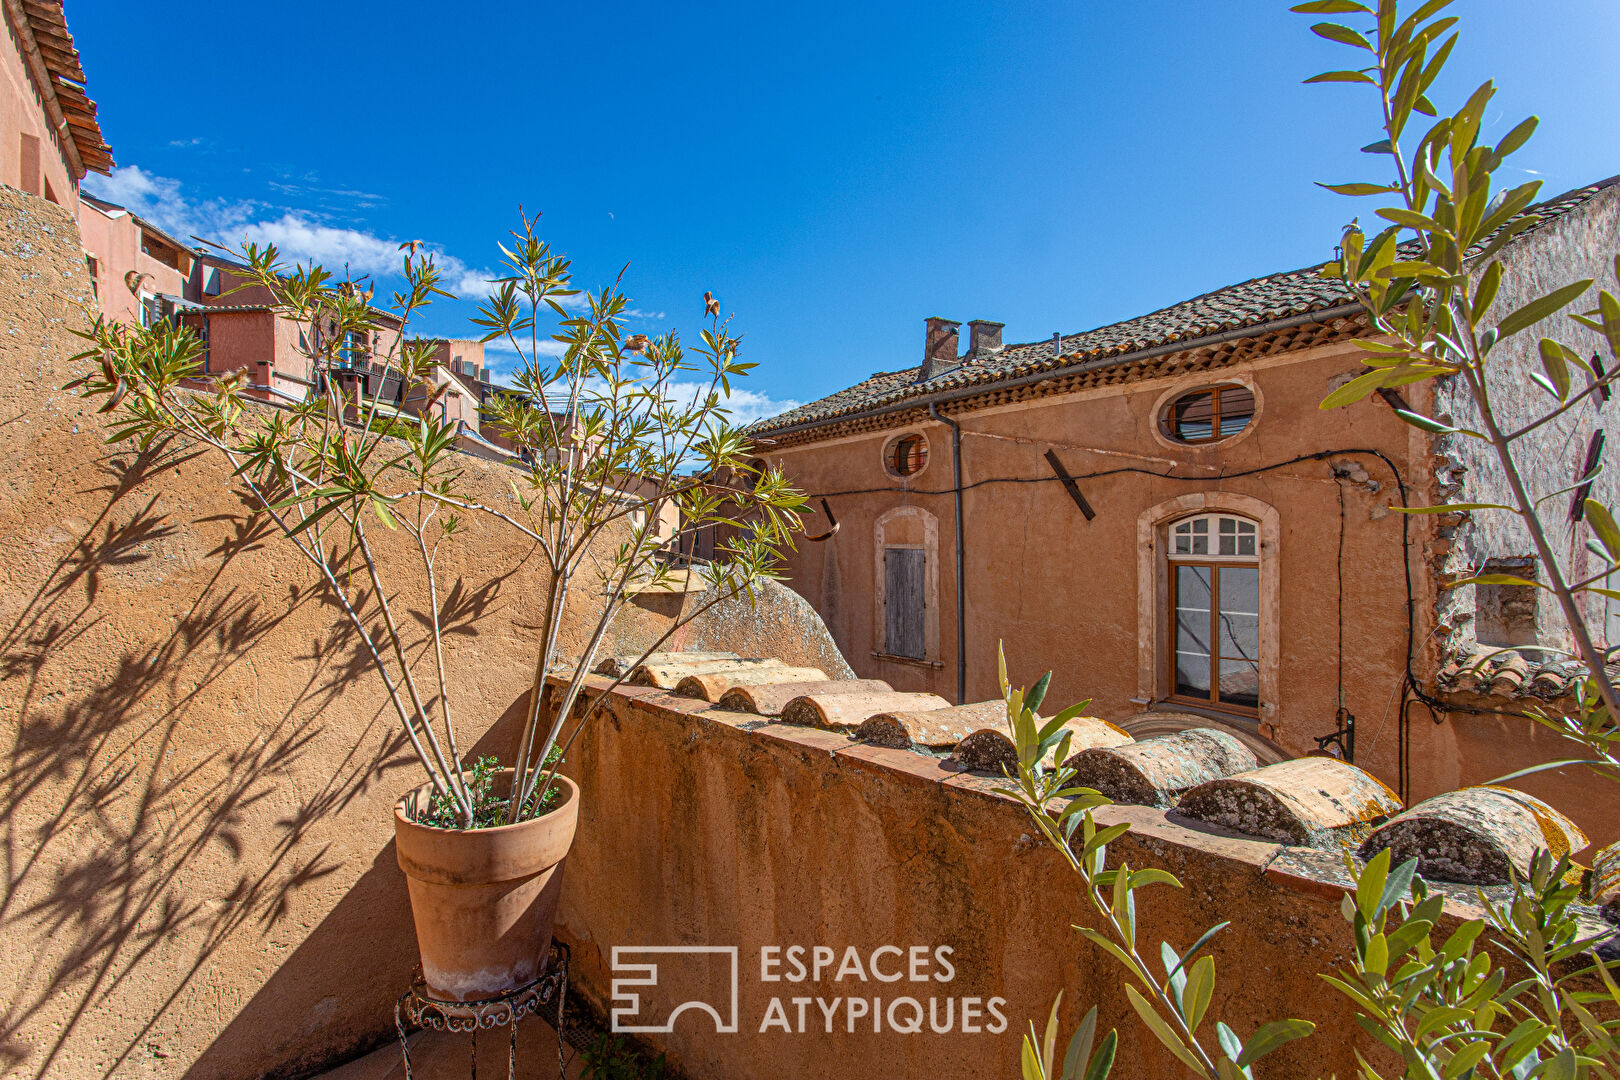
(1216, 386, 1255, 438)
(1216, 566, 1260, 708)
(1174, 566, 1212, 698)
(1218, 659, 1260, 708)
(1172, 392, 1215, 441)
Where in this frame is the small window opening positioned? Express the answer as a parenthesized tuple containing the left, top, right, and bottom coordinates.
(1162, 384, 1256, 444)
(1475, 556, 1538, 647)
(888, 434, 928, 477)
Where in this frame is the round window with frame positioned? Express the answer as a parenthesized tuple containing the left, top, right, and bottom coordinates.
(1161, 383, 1256, 444)
(887, 433, 928, 478)
(1168, 513, 1260, 714)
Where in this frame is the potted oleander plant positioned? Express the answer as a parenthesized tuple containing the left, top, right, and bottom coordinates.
(69, 212, 806, 1001)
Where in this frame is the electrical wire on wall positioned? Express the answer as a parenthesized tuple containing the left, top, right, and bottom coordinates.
(796, 437, 1551, 789)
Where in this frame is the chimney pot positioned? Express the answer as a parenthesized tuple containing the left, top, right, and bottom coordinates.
(920, 317, 962, 381)
(968, 320, 1004, 356)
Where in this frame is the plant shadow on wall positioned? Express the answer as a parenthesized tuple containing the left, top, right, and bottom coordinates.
(47, 205, 804, 1072)
(0, 434, 501, 1079)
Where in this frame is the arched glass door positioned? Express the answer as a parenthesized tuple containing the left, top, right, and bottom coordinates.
(1168, 514, 1260, 713)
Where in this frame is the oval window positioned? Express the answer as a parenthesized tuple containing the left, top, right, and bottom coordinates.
(1161, 384, 1255, 444)
(887, 433, 928, 477)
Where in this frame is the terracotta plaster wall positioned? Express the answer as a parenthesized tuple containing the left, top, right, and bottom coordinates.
(77, 204, 191, 327)
(766, 347, 1423, 753)
(553, 681, 1513, 1080)
(0, 187, 850, 1079)
(764, 344, 1619, 847)
(0, 17, 75, 210)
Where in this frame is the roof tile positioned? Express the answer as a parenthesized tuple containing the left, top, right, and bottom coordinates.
(753, 177, 1619, 435)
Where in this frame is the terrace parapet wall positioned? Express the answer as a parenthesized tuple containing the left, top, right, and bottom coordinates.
(550, 673, 1617, 1080)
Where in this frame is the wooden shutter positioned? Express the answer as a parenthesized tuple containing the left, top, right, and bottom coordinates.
(884, 548, 925, 659)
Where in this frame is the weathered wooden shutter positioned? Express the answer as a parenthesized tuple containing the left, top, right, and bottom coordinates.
(884, 548, 925, 659)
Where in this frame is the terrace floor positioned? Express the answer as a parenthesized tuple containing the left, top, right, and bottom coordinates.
(318, 1012, 588, 1080)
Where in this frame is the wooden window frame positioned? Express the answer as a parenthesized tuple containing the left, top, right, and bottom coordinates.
(1167, 561, 1260, 717)
(1166, 512, 1261, 717)
(886, 433, 929, 478)
(1161, 384, 1256, 445)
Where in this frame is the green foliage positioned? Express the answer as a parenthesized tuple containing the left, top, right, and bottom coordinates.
(1325, 848, 1620, 1079)
(416, 748, 564, 830)
(66, 214, 807, 830)
(578, 1032, 670, 1080)
(1293, 2, 1620, 1077)
(1297, 0, 1620, 781)
(996, 643, 1315, 1079)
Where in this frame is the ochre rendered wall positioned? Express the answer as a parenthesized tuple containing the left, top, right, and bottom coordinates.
(0, 187, 844, 1079)
(552, 679, 1554, 1080)
(763, 345, 1617, 847)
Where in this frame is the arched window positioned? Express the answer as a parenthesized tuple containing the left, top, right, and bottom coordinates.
(1168, 513, 1260, 713)
(1160, 384, 1255, 444)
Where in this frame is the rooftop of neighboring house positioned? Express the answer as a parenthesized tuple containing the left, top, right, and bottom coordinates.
(7, 0, 113, 177)
(751, 175, 1620, 439)
(80, 192, 194, 258)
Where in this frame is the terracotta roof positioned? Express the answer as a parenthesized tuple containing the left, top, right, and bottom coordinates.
(1434, 643, 1613, 701)
(753, 177, 1620, 437)
(5, 0, 113, 176)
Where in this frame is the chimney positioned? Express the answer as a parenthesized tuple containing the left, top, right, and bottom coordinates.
(968, 320, 1004, 356)
(919, 317, 961, 381)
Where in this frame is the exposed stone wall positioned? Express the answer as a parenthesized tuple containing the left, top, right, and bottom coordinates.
(0, 183, 848, 1080)
(1434, 181, 1620, 653)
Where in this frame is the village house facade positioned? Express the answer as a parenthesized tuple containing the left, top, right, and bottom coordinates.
(750, 177, 1620, 844)
(0, 0, 109, 211)
(77, 192, 194, 326)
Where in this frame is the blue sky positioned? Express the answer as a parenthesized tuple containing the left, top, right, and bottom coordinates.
(74, 1, 1620, 422)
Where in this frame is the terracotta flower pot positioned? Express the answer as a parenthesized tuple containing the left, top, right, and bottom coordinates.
(394, 771, 580, 1001)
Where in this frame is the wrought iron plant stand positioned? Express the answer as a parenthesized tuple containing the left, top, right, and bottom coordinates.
(394, 941, 570, 1079)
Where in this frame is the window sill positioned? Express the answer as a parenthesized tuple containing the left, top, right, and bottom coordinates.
(871, 652, 944, 670)
(1157, 699, 1262, 731)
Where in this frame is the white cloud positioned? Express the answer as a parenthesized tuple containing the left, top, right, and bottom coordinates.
(477, 342, 799, 424)
(670, 383, 802, 427)
(83, 165, 500, 300)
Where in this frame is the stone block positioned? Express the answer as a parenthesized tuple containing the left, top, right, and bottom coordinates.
(674, 665, 829, 702)
(1593, 840, 1620, 925)
(778, 691, 951, 732)
(855, 700, 1005, 749)
(628, 656, 784, 689)
(948, 717, 1132, 773)
(593, 650, 737, 677)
